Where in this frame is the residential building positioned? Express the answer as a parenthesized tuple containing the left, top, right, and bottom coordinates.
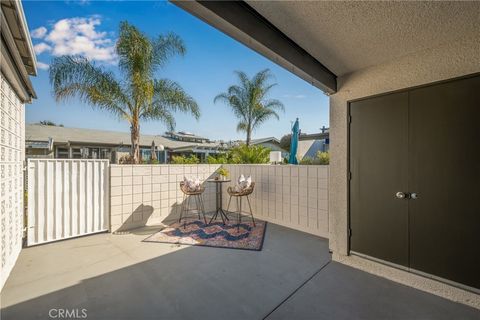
(297, 128, 329, 160)
(25, 124, 227, 163)
(162, 130, 229, 161)
(250, 137, 288, 158)
(164, 131, 210, 143)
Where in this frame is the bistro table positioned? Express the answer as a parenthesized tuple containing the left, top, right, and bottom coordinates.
(206, 179, 231, 224)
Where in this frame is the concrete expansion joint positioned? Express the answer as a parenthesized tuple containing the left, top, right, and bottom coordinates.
(262, 261, 332, 319)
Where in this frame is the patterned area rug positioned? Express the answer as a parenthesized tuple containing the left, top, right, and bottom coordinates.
(143, 219, 267, 251)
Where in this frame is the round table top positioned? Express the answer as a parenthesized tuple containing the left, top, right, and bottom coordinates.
(206, 179, 231, 183)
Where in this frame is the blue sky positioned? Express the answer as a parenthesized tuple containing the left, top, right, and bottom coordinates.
(23, 0, 329, 141)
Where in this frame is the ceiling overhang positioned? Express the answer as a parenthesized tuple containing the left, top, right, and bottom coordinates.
(172, 0, 337, 94)
(1, 0, 37, 101)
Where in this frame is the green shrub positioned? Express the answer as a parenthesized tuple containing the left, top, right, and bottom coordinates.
(171, 154, 200, 164)
(299, 152, 329, 165)
(230, 144, 270, 164)
(206, 154, 230, 164)
(206, 145, 271, 164)
(316, 151, 329, 165)
(299, 156, 314, 165)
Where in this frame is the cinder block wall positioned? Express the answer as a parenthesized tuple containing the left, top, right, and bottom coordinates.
(223, 165, 329, 238)
(109, 164, 329, 238)
(110, 164, 220, 232)
(0, 72, 25, 289)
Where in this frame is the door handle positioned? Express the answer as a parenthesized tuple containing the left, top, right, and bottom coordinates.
(395, 192, 407, 199)
(395, 192, 418, 199)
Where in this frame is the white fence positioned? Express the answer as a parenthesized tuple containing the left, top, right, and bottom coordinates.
(27, 159, 110, 246)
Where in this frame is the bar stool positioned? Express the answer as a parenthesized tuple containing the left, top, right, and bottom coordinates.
(179, 181, 207, 227)
(226, 182, 256, 231)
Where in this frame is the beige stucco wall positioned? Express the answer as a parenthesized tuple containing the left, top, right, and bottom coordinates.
(329, 36, 479, 307)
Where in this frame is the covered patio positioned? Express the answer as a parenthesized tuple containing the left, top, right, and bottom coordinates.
(1, 222, 477, 320)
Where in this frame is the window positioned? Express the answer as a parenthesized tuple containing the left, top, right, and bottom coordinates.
(57, 147, 69, 158)
(100, 148, 111, 160)
(71, 148, 82, 159)
(88, 148, 99, 159)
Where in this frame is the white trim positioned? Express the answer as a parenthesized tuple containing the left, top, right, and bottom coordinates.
(13, 0, 37, 73)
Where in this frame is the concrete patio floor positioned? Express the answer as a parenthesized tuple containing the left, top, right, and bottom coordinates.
(1, 223, 478, 320)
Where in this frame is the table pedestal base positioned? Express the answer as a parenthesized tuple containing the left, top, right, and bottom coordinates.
(209, 208, 229, 224)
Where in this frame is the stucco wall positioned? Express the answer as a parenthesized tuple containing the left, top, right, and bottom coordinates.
(0, 72, 25, 289)
(329, 35, 479, 255)
(329, 36, 479, 307)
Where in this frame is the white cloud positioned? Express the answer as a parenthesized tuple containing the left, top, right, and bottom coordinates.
(282, 94, 307, 99)
(33, 43, 52, 54)
(33, 16, 116, 63)
(31, 26, 47, 39)
(37, 62, 49, 70)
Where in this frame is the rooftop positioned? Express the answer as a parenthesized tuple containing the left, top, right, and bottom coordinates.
(164, 131, 211, 143)
(25, 124, 223, 151)
(250, 137, 280, 145)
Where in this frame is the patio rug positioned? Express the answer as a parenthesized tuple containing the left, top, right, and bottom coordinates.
(143, 219, 267, 251)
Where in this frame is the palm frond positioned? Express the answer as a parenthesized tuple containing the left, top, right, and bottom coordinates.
(236, 121, 248, 133)
(142, 79, 200, 129)
(49, 56, 130, 120)
(252, 68, 272, 88)
(117, 21, 154, 78)
(140, 105, 176, 130)
(153, 32, 186, 67)
(252, 108, 280, 130)
(263, 99, 285, 112)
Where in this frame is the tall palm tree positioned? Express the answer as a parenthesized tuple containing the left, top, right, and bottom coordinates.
(214, 69, 284, 146)
(49, 21, 199, 163)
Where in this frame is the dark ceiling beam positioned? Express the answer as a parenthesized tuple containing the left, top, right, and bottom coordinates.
(172, 0, 337, 94)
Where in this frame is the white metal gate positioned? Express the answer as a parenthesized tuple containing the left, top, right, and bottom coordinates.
(27, 159, 110, 246)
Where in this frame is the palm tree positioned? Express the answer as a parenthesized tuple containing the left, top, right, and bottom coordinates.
(214, 69, 284, 146)
(49, 21, 199, 163)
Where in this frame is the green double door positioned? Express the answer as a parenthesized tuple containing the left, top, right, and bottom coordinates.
(349, 75, 480, 290)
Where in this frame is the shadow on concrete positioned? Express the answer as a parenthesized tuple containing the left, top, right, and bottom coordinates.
(113, 171, 221, 235)
(113, 204, 154, 234)
(2, 223, 478, 320)
(1, 224, 330, 320)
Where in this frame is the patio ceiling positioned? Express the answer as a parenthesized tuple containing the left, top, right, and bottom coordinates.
(247, 1, 479, 76)
(173, 1, 479, 93)
(172, 0, 337, 94)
